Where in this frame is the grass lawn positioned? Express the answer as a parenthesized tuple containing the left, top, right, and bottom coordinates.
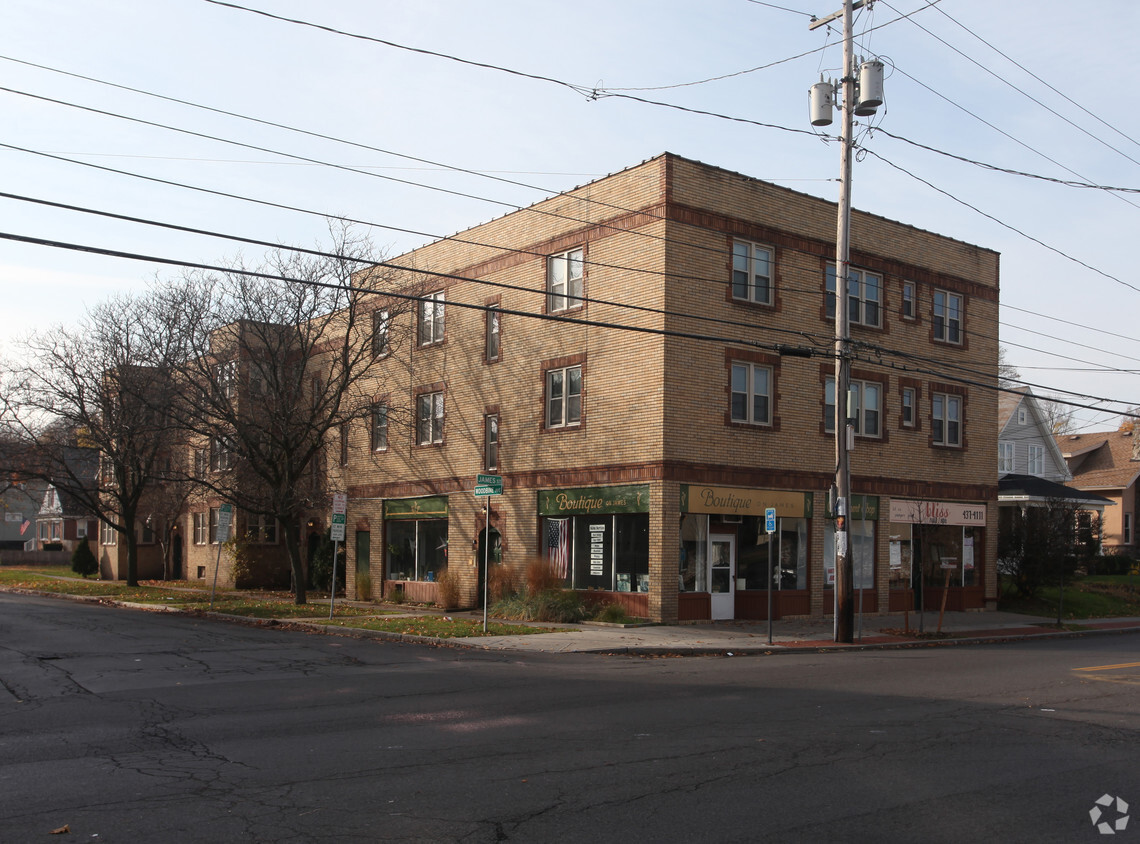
(1000, 575, 1140, 619)
(0, 568, 382, 619)
(316, 615, 573, 638)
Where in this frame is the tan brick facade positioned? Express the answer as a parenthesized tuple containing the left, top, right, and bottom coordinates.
(321, 153, 1000, 622)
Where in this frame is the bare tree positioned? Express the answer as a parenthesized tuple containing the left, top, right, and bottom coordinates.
(998, 346, 1021, 387)
(161, 226, 412, 604)
(1036, 396, 1077, 435)
(0, 293, 185, 585)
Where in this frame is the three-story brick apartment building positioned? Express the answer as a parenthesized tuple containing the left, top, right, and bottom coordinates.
(331, 152, 999, 623)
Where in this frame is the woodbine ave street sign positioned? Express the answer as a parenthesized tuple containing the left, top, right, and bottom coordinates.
(474, 474, 502, 497)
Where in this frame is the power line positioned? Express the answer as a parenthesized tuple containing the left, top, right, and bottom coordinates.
(881, 0, 1140, 171)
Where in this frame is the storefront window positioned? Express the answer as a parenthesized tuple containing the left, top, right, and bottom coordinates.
(679, 514, 707, 592)
(385, 519, 448, 582)
(825, 519, 875, 590)
(914, 524, 977, 588)
(888, 525, 913, 590)
(546, 513, 649, 592)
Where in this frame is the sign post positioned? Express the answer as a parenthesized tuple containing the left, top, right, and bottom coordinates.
(765, 507, 776, 645)
(474, 475, 502, 632)
(209, 503, 233, 610)
(330, 493, 347, 619)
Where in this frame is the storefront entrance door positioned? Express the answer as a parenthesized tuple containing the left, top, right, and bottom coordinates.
(710, 534, 735, 620)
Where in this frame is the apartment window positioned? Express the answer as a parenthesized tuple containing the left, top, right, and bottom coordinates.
(209, 507, 223, 544)
(932, 393, 962, 447)
(902, 387, 916, 427)
(485, 305, 501, 362)
(246, 513, 277, 544)
(484, 414, 499, 472)
(416, 391, 444, 445)
(825, 378, 881, 436)
(902, 281, 916, 319)
(77, 523, 88, 539)
(372, 308, 390, 357)
(193, 512, 208, 545)
(933, 290, 963, 344)
(547, 247, 584, 312)
(194, 448, 208, 477)
(1027, 444, 1044, 476)
(546, 366, 582, 429)
(730, 362, 771, 426)
(371, 403, 388, 452)
(216, 360, 238, 399)
(209, 437, 231, 472)
(419, 292, 445, 346)
(101, 521, 117, 546)
(998, 441, 1014, 474)
(139, 522, 155, 544)
(826, 265, 881, 327)
(731, 240, 773, 305)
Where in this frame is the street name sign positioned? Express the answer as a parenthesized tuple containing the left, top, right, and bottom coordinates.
(474, 474, 502, 497)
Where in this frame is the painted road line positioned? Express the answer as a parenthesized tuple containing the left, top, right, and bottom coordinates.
(1074, 661, 1140, 672)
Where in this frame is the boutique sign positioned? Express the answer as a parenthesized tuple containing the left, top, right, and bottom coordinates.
(681, 485, 811, 519)
(538, 484, 649, 516)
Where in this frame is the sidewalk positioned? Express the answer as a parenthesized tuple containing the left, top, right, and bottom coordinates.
(434, 610, 1140, 655)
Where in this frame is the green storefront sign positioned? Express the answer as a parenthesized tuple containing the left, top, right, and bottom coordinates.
(537, 484, 650, 516)
(824, 494, 880, 521)
(383, 496, 449, 520)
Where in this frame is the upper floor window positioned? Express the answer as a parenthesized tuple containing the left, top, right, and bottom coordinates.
(1017, 406, 1027, 426)
(485, 305, 501, 363)
(998, 441, 1014, 473)
(416, 391, 444, 445)
(932, 393, 962, 447)
(731, 240, 773, 305)
(216, 360, 238, 399)
(484, 414, 500, 472)
(902, 281, 916, 319)
(730, 362, 771, 426)
(209, 507, 221, 544)
(825, 378, 881, 436)
(371, 403, 388, 452)
(826, 265, 881, 327)
(1027, 444, 1044, 476)
(902, 387, 916, 427)
(209, 437, 231, 472)
(547, 248, 584, 313)
(546, 365, 582, 429)
(933, 290, 962, 344)
(372, 308, 390, 358)
(419, 292, 445, 346)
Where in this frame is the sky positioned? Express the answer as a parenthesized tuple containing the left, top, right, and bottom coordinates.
(2, 0, 1138, 434)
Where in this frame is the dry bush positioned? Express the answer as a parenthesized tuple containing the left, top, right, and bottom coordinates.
(488, 564, 518, 602)
(525, 557, 563, 596)
(435, 567, 461, 610)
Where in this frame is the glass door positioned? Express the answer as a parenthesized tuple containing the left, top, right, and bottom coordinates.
(709, 534, 735, 620)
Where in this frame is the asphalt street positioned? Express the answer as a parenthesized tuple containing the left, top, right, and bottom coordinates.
(1, 592, 1137, 843)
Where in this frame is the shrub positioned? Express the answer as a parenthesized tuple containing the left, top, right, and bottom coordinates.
(388, 584, 407, 604)
(356, 570, 372, 601)
(70, 541, 98, 579)
(525, 558, 562, 596)
(491, 588, 586, 623)
(591, 602, 632, 624)
(309, 530, 346, 594)
(436, 567, 461, 610)
(488, 563, 518, 602)
(224, 536, 255, 588)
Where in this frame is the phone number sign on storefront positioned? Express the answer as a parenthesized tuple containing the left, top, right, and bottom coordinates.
(888, 500, 987, 527)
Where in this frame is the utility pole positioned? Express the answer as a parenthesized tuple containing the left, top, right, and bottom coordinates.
(810, 0, 865, 643)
